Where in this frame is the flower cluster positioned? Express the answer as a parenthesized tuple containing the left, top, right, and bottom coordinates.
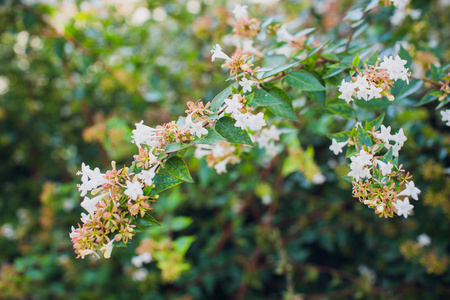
(338, 55, 410, 103)
(330, 124, 420, 218)
(195, 142, 242, 174)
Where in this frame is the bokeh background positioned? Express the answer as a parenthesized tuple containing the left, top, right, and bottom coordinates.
(0, 0, 449, 299)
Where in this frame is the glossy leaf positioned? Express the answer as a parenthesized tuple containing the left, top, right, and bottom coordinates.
(215, 116, 253, 145)
(286, 70, 326, 91)
(165, 156, 194, 183)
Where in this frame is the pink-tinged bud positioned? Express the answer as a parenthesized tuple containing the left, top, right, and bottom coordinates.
(114, 234, 122, 242)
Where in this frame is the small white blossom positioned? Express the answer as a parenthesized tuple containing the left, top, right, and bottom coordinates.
(233, 111, 251, 130)
(264, 125, 281, 141)
(338, 80, 356, 103)
(375, 125, 392, 144)
(194, 144, 213, 159)
(132, 268, 148, 281)
(398, 181, 421, 200)
(214, 159, 229, 174)
(393, 197, 414, 218)
(131, 252, 153, 267)
(440, 109, 450, 126)
(239, 78, 254, 93)
(212, 144, 227, 157)
(69, 226, 80, 239)
(232, 4, 248, 19)
(189, 119, 208, 138)
(248, 112, 266, 131)
(224, 95, 243, 114)
(124, 180, 143, 200)
(329, 138, 348, 155)
(80, 212, 90, 224)
(417, 234, 431, 247)
(101, 239, 114, 259)
(131, 121, 160, 148)
(392, 128, 407, 147)
(376, 160, 394, 176)
(137, 165, 157, 186)
(81, 194, 107, 216)
(76, 163, 108, 197)
(211, 44, 231, 62)
(380, 55, 410, 83)
(312, 173, 326, 184)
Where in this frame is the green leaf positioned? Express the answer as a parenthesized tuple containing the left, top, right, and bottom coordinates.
(398, 46, 412, 68)
(306, 91, 326, 106)
(327, 130, 351, 143)
(171, 216, 193, 231)
(416, 91, 438, 106)
(133, 213, 161, 227)
(262, 61, 300, 78)
(152, 173, 184, 194)
(391, 79, 422, 100)
(354, 97, 392, 110)
(326, 99, 356, 119)
(252, 89, 284, 107)
(357, 125, 372, 148)
(265, 87, 298, 121)
(264, 54, 287, 68)
(323, 68, 343, 79)
(165, 142, 193, 153)
(165, 156, 193, 183)
(286, 70, 326, 91)
(366, 51, 379, 66)
(215, 116, 253, 145)
(352, 53, 360, 68)
(368, 113, 385, 130)
(174, 236, 196, 256)
(381, 147, 393, 162)
(210, 84, 234, 111)
(194, 127, 226, 144)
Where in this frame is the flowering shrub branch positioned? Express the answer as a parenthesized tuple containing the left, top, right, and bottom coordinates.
(69, 1, 450, 261)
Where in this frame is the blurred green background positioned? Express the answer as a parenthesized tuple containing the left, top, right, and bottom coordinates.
(0, 0, 449, 299)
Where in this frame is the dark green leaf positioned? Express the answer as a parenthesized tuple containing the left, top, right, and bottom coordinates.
(326, 99, 356, 119)
(262, 61, 300, 78)
(152, 173, 184, 194)
(357, 125, 372, 148)
(194, 128, 226, 144)
(215, 116, 253, 145)
(399, 47, 412, 68)
(133, 213, 161, 227)
(210, 84, 234, 111)
(165, 156, 193, 182)
(327, 130, 351, 143)
(416, 91, 438, 106)
(306, 91, 326, 106)
(265, 87, 298, 121)
(354, 97, 392, 110)
(368, 113, 385, 130)
(286, 70, 326, 91)
(252, 89, 284, 106)
(165, 142, 193, 153)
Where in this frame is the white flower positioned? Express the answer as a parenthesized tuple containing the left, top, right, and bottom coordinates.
(233, 111, 251, 130)
(398, 181, 421, 200)
(393, 197, 414, 218)
(440, 109, 450, 126)
(212, 144, 226, 157)
(391, 144, 401, 157)
(76, 163, 108, 197)
(101, 239, 114, 259)
(194, 144, 213, 158)
(124, 180, 143, 200)
(354, 75, 371, 100)
(81, 194, 107, 216)
(312, 173, 326, 184)
(380, 55, 410, 83)
(137, 165, 157, 186)
(375, 125, 392, 144)
(248, 112, 266, 131)
(390, 8, 407, 26)
(69, 226, 80, 239)
(232, 4, 248, 19)
(211, 44, 231, 62)
(329, 138, 348, 155)
(131, 252, 153, 267)
(239, 78, 254, 93)
(190, 119, 208, 138)
(367, 84, 383, 100)
(338, 80, 356, 103)
(391, 0, 409, 8)
(392, 128, 407, 147)
(376, 160, 394, 176)
(80, 213, 91, 224)
(348, 150, 373, 181)
(214, 158, 229, 174)
(132, 268, 148, 281)
(417, 234, 431, 247)
(131, 121, 160, 148)
(225, 95, 243, 114)
(265, 141, 282, 156)
(264, 125, 281, 141)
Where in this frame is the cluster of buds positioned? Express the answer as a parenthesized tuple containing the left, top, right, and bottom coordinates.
(339, 55, 410, 103)
(211, 44, 260, 78)
(231, 3, 261, 40)
(437, 72, 449, 101)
